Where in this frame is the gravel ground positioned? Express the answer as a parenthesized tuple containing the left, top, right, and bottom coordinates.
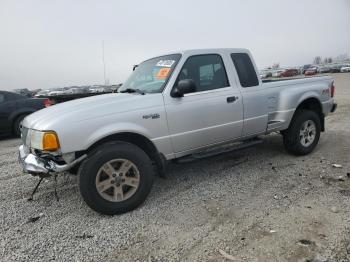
(1, 73, 350, 262)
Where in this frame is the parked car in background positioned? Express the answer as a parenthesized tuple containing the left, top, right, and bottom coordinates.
(0, 91, 49, 136)
(317, 66, 331, 74)
(259, 69, 273, 79)
(35, 84, 122, 98)
(48, 88, 67, 96)
(33, 84, 122, 105)
(88, 86, 107, 93)
(304, 67, 317, 76)
(280, 68, 299, 77)
(66, 87, 89, 94)
(329, 65, 342, 73)
(259, 70, 269, 79)
(48, 90, 66, 96)
(340, 65, 350, 73)
(13, 88, 35, 98)
(35, 89, 50, 97)
(301, 64, 313, 74)
(272, 69, 284, 77)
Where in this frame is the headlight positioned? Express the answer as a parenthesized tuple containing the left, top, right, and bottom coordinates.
(30, 130, 60, 151)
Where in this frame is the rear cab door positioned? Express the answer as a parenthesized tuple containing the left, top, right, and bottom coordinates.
(230, 52, 269, 136)
(163, 50, 244, 156)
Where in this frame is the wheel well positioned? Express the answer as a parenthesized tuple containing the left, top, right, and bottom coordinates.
(86, 132, 166, 177)
(295, 98, 324, 131)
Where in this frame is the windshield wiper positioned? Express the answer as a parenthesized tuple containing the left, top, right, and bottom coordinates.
(119, 88, 145, 95)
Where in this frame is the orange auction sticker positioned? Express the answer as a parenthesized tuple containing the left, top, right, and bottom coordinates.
(156, 68, 171, 78)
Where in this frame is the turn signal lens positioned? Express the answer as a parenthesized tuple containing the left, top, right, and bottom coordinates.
(42, 132, 60, 151)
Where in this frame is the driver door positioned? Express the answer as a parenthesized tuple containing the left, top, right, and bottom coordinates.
(164, 54, 243, 155)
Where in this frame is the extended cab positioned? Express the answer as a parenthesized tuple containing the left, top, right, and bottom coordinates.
(19, 49, 337, 214)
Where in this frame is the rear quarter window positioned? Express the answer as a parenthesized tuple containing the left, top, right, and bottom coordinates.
(231, 53, 259, 87)
(0, 94, 4, 103)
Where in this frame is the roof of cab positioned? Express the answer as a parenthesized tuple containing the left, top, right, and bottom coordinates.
(138, 48, 252, 64)
(162, 48, 250, 56)
(145, 48, 250, 59)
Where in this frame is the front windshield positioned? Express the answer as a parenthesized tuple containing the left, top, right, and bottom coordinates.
(119, 54, 181, 94)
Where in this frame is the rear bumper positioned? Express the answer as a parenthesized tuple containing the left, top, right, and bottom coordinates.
(331, 103, 337, 113)
(18, 145, 86, 176)
(322, 98, 337, 116)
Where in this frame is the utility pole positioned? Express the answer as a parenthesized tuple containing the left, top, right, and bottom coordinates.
(102, 40, 107, 85)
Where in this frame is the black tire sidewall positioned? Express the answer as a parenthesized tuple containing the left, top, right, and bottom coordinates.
(284, 110, 321, 155)
(13, 115, 27, 137)
(78, 142, 155, 215)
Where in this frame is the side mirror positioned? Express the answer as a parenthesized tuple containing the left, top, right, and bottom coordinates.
(171, 79, 196, 97)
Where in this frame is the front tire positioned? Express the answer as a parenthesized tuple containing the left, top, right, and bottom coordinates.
(13, 114, 27, 137)
(283, 110, 321, 155)
(78, 141, 155, 215)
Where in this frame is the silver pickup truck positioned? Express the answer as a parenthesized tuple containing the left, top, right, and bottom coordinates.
(19, 48, 337, 214)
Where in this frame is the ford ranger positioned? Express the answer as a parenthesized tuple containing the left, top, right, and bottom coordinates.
(18, 48, 337, 215)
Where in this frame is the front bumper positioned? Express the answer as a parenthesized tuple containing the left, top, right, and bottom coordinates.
(19, 145, 87, 176)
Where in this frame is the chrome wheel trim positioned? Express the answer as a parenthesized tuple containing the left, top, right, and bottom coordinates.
(299, 120, 316, 147)
(95, 159, 140, 202)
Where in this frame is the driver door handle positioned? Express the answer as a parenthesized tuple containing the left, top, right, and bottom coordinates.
(227, 96, 238, 103)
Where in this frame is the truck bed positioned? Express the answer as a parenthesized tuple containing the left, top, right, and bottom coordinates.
(262, 75, 332, 89)
(262, 75, 330, 83)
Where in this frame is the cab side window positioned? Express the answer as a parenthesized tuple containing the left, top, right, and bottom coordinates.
(175, 54, 229, 93)
(231, 53, 259, 87)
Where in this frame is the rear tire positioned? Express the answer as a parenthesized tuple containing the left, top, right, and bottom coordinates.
(283, 110, 321, 155)
(78, 141, 155, 215)
(13, 115, 27, 137)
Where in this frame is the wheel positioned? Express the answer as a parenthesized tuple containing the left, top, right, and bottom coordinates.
(13, 114, 27, 137)
(78, 141, 155, 215)
(282, 110, 321, 155)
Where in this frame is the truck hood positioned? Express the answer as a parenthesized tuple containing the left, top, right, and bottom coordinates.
(23, 93, 164, 131)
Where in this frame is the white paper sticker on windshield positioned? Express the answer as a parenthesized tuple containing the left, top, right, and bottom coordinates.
(156, 60, 175, 67)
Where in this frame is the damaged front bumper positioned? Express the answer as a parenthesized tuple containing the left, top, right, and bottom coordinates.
(18, 145, 87, 176)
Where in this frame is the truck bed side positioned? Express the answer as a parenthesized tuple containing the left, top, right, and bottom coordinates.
(262, 76, 334, 132)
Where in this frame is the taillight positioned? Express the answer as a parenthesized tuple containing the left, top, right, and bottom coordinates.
(330, 82, 335, 98)
(44, 98, 54, 107)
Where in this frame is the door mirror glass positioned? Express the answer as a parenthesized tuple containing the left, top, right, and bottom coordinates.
(171, 79, 196, 97)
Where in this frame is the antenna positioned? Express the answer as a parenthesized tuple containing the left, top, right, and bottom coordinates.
(102, 40, 107, 85)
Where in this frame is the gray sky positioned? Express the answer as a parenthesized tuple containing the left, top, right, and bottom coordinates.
(1, 0, 349, 90)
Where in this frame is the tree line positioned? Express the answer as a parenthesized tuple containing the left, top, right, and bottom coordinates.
(313, 54, 349, 65)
